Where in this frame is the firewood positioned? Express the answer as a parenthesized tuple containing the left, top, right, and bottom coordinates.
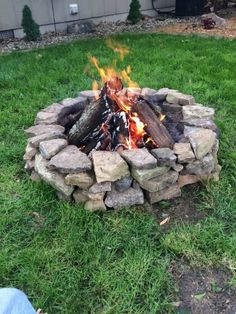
(133, 99, 174, 149)
(68, 97, 111, 146)
(110, 111, 129, 150)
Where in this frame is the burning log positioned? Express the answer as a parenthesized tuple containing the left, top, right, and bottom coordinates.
(110, 111, 129, 151)
(133, 99, 174, 149)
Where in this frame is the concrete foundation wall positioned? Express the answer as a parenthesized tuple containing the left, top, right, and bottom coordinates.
(0, 0, 175, 38)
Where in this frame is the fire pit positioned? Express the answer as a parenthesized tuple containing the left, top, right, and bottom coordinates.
(23, 42, 221, 211)
(24, 85, 221, 211)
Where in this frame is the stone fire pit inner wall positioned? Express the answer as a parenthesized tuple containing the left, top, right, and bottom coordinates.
(24, 88, 221, 211)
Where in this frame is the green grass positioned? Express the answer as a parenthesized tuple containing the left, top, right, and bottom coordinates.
(0, 33, 236, 313)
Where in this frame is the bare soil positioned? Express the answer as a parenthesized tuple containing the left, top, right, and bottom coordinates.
(152, 184, 208, 230)
(171, 261, 236, 314)
(157, 7, 236, 39)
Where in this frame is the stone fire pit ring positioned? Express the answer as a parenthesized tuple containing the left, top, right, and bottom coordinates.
(23, 87, 221, 211)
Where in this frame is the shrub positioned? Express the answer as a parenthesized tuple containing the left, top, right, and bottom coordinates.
(127, 0, 142, 24)
(21, 5, 41, 41)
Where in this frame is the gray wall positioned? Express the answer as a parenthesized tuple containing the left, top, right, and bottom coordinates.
(0, 0, 175, 37)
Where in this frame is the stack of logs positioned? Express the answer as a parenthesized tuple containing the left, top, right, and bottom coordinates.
(68, 78, 174, 154)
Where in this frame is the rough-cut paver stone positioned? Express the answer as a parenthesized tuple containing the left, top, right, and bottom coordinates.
(49, 145, 92, 173)
(141, 87, 157, 97)
(172, 164, 184, 172)
(30, 171, 41, 182)
(92, 151, 130, 183)
(141, 88, 157, 101)
(185, 154, 215, 176)
(183, 118, 217, 131)
(162, 102, 182, 114)
(121, 148, 157, 170)
(73, 189, 89, 203)
(212, 139, 220, 170)
(79, 90, 98, 100)
(139, 170, 178, 192)
(166, 92, 183, 104)
(65, 172, 95, 189)
(39, 139, 68, 159)
(24, 159, 35, 173)
(178, 171, 220, 187)
(183, 105, 215, 120)
(35, 97, 87, 125)
(178, 94, 195, 106)
(83, 191, 105, 201)
(212, 139, 219, 157)
(166, 92, 195, 106)
(23, 143, 37, 161)
(105, 183, 144, 209)
(28, 132, 66, 148)
(60, 96, 87, 112)
(145, 183, 181, 204)
(25, 124, 65, 137)
(184, 126, 202, 137)
(187, 129, 216, 160)
(154, 88, 178, 101)
(84, 200, 106, 211)
(41, 103, 62, 113)
(124, 87, 141, 97)
(114, 176, 133, 192)
(56, 191, 72, 202)
(35, 103, 62, 124)
(89, 182, 112, 193)
(178, 174, 200, 187)
(34, 154, 74, 196)
(173, 143, 195, 163)
(131, 166, 169, 183)
(151, 148, 176, 167)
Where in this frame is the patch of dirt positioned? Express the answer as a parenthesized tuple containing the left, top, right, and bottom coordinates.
(151, 185, 209, 230)
(171, 261, 236, 314)
(157, 7, 236, 39)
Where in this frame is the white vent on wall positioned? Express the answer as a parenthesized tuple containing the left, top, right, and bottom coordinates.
(69, 4, 79, 15)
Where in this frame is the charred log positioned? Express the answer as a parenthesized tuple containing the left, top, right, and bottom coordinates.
(68, 97, 112, 146)
(133, 99, 174, 149)
(60, 111, 83, 131)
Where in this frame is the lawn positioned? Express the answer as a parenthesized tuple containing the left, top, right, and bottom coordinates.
(0, 33, 236, 313)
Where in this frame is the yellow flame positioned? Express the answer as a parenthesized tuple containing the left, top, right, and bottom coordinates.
(131, 116, 145, 136)
(106, 38, 129, 61)
(160, 113, 166, 121)
(92, 80, 100, 100)
(89, 40, 138, 90)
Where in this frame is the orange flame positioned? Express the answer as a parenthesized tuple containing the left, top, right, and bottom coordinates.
(106, 38, 129, 61)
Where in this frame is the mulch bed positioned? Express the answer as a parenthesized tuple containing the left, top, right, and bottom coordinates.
(157, 7, 236, 39)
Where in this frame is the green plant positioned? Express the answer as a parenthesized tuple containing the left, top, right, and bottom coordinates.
(127, 0, 142, 24)
(21, 5, 40, 41)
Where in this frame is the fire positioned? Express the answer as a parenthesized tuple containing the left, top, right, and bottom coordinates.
(106, 38, 129, 61)
(130, 114, 145, 137)
(92, 80, 100, 100)
(88, 40, 160, 150)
